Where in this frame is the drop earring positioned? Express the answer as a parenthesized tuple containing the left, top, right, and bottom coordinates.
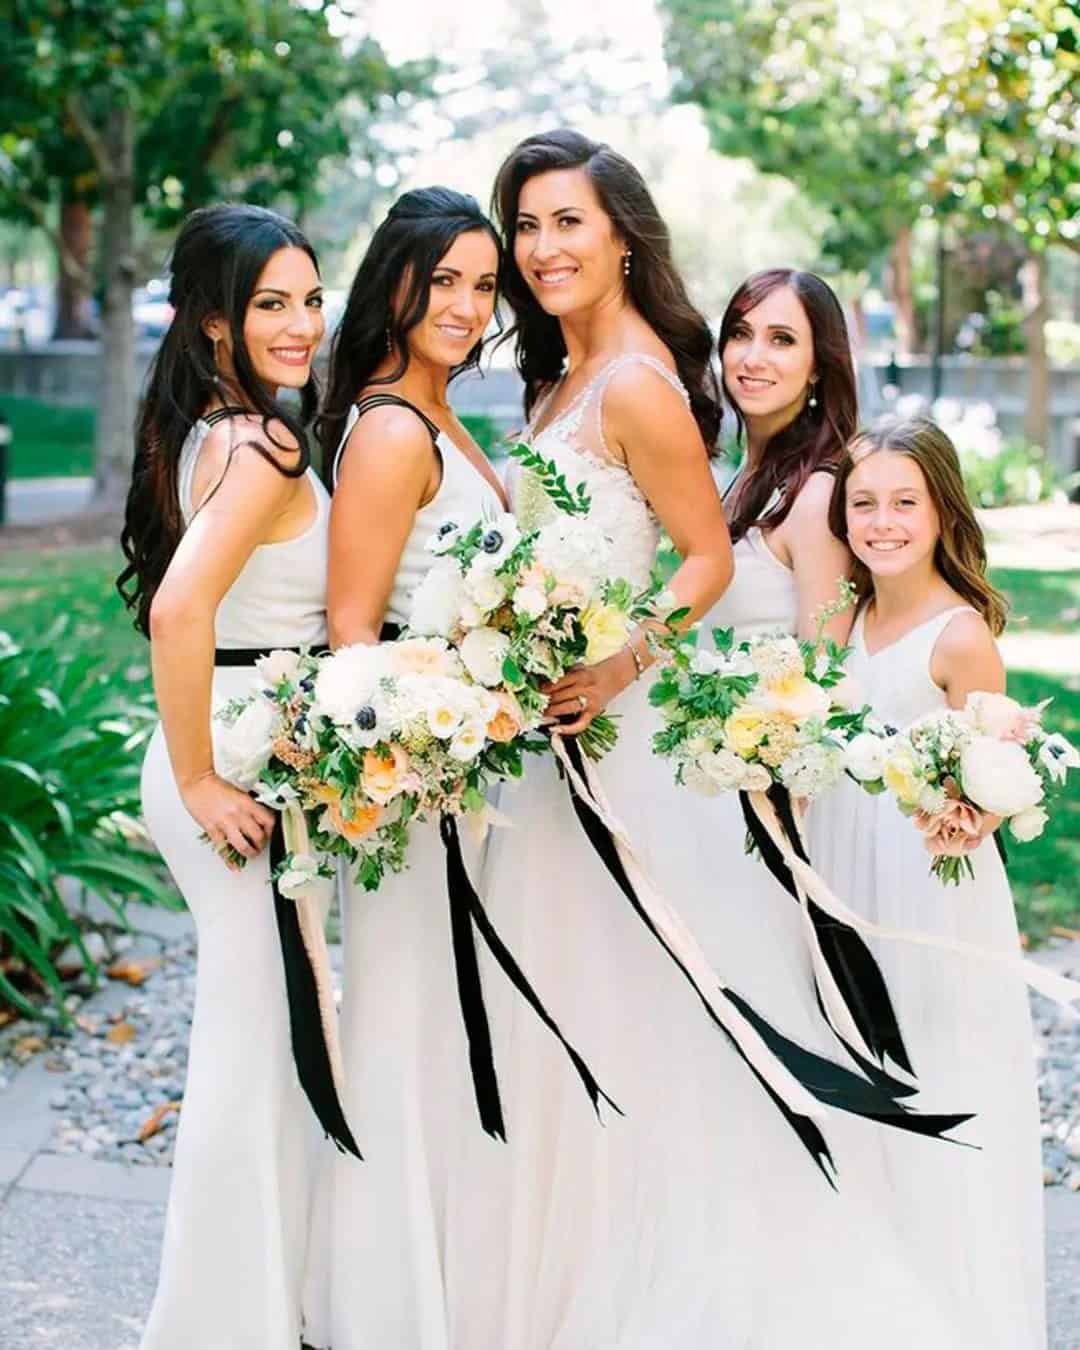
(808, 379, 818, 410)
(385, 324, 393, 354)
(623, 249, 632, 277)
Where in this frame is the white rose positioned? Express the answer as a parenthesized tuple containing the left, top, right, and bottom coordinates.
(464, 559, 508, 613)
(513, 585, 548, 621)
(460, 627, 511, 687)
(741, 762, 773, 793)
(845, 731, 887, 783)
(1009, 804, 1049, 843)
(682, 762, 723, 797)
(699, 747, 749, 792)
(214, 697, 280, 789)
(1038, 733, 1080, 785)
(254, 649, 303, 688)
(409, 562, 467, 637)
(960, 736, 1043, 815)
(276, 853, 336, 906)
(312, 643, 386, 726)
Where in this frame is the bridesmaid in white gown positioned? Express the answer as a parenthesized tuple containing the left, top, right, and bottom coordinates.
(807, 416, 1046, 1349)
(304, 188, 513, 1350)
(118, 205, 332, 1350)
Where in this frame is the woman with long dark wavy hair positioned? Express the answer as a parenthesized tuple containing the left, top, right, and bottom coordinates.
(118, 203, 331, 1350)
(301, 186, 514, 1350)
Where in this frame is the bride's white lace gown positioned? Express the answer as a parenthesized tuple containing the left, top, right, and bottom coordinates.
(452, 354, 971, 1349)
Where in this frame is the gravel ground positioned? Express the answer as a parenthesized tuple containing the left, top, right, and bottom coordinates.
(2, 927, 1079, 1185)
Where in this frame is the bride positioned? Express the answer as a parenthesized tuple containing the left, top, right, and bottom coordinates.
(455, 130, 971, 1349)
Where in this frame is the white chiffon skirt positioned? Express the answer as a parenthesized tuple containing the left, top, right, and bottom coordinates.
(307, 681, 979, 1348)
(139, 670, 326, 1350)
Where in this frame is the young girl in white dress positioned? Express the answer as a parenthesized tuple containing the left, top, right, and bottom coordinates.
(118, 204, 332, 1350)
(807, 415, 1046, 1349)
(303, 187, 514, 1350)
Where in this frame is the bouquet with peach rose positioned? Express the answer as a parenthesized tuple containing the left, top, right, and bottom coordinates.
(879, 691, 1078, 884)
(409, 445, 664, 760)
(211, 639, 534, 892)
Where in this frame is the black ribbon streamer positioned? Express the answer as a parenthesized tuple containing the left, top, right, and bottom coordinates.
(439, 814, 621, 1140)
(269, 817, 363, 1159)
(215, 645, 360, 1158)
(559, 737, 973, 1186)
(739, 783, 916, 1087)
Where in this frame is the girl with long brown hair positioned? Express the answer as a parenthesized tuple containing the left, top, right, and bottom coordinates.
(808, 415, 1044, 1350)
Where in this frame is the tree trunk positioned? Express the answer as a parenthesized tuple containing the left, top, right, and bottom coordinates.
(1020, 249, 1050, 450)
(93, 103, 137, 507)
(890, 225, 917, 355)
(53, 193, 96, 340)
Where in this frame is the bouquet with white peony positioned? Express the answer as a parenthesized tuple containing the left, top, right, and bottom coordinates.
(408, 445, 664, 760)
(211, 640, 531, 892)
(649, 580, 879, 805)
(877, 690, 1079, 884)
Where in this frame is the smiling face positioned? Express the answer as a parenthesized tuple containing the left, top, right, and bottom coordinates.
(205, 245, 324, 394)
(844, 448, 941, 580)
(721, 285, 816, 429)
(401, 228, 498, 369)
(513, 167, 626, 318)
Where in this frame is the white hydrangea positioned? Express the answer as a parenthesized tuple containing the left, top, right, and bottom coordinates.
(533, 516, 611, 590)
(409, 562, 467, 637)
(779, 742, 846, 799)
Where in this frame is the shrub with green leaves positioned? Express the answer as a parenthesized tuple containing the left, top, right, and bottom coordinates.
(0, 626, 174, 1022)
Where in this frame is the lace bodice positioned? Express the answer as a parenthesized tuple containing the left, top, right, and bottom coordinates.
(510, 354, 685, 589)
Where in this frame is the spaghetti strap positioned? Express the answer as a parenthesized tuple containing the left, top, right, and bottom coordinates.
(332, 394, 441, 488)
(201, 405, 248, 427)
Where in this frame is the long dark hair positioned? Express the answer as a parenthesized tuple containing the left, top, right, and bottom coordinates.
(492, 128, 721, 449)
(721, 268, 857, 543)
(829, 416, 1008, 635)
(318, 186, 502, 475)
(117, 203, 320, 637)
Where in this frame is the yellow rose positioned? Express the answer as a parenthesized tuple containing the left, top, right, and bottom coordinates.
(361, 744, 411, 804)
(581, 603, 630, 665)
(757, 672, 832, 720)
(722, 705, 769, 759)
(883, 746, 925, 807)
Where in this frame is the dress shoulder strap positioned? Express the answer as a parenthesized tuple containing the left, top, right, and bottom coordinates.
(201, 404, 248, 428)
(593, 353, 689, 461)
(332, 393, 441, 488)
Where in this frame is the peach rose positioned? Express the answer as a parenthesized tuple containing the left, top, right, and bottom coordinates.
(361, 744, 412, 804)
(325, 797, 384, 842)
(912, 799, 983, 857)
(487, 690, 525, 743)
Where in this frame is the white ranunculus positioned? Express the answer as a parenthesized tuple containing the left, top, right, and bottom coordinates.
(960, 736, 1043, 816)
(254, 649, 303, 688)
(464, 559, 508, 613)
(409, 562, 467, 637)
(682, 762, 723, 796)
(1038, 733, 1080, 785)
(214, 697, 280, 789)
(845, 731, 887, 783)
(1009, 804, 1049, 843)
(513, 584, 548, 621)
(741, 762, 773, 793)
(699, 747, 750, 792)
(460, 627, 511, 687)
(449, 720, 487, 761)
(474, 513, 522, 565)
(425, 681, 471, 739)
(276, 853, 336, 905)
(311, 643, 386, 726)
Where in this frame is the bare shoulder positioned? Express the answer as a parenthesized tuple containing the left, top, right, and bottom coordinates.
(203, 413, 303, 474)
(336, 404, 436, 493)
(934, 606, 997, 662)
(603, 354, 692, 441)
(788, 469, 838, 524)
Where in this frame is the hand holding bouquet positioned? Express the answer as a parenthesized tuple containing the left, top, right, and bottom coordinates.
(871, 690, 1078, 884)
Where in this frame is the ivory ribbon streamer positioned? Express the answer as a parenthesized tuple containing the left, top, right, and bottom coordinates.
(551, 737, 825, 1124)
(748, 791, 1080, 1008)
(281, 803, 347, 1097)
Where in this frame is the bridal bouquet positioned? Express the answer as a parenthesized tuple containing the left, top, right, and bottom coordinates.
(871, 691, 1079, 884)
(211, 642, 530, 892)
(649, 585, 876, 802)
(407, 446, 663, 760)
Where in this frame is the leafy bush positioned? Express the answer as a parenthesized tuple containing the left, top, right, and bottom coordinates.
(0, 625, 173, 1021)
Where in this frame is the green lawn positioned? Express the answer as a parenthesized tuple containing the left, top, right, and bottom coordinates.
(0, 395, 95, 478)
(0, 543, 1075, 939)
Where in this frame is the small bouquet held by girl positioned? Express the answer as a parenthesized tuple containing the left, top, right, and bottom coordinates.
(406, 444, 664, 760)
(856, 690, 1079, 885)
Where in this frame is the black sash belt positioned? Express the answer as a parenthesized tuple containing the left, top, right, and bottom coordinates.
(215, 642, 358, 1158)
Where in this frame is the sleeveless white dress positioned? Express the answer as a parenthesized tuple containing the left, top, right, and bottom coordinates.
(303, 401, 504, 1350)
(139, 418, 331, 1350)
(426, 357, 966, 1350)
(805, 606, 1046, 1349)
